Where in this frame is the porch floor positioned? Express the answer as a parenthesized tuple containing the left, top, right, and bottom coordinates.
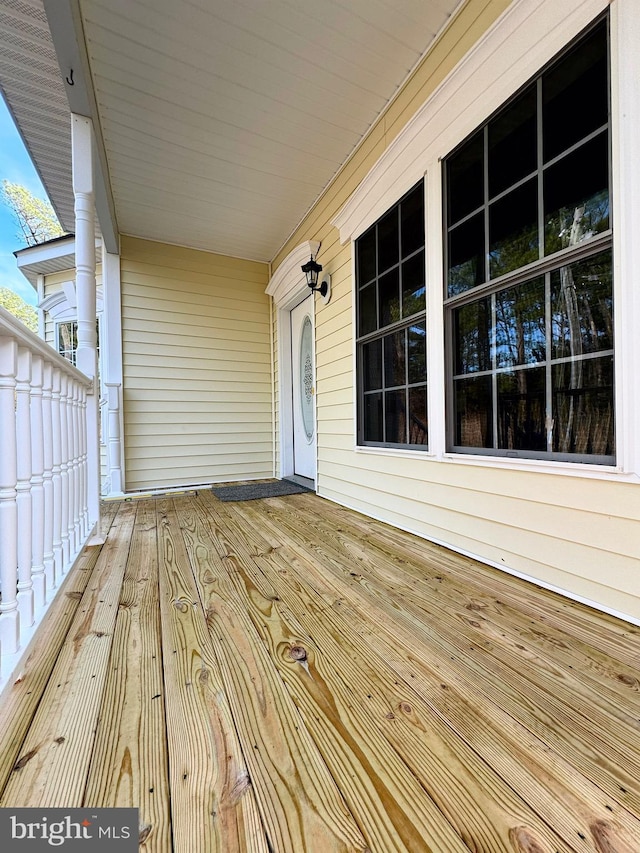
(1, 490, 639, 852)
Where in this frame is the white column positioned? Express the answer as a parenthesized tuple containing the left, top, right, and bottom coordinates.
(106, 382, 123, 494)
(72, 114, 101, 536)
(0, 337, 19, 655)
(37, 274, 45, 339)
(102, 245, 125, 495)
(42, 362, 55, 595)
(16, 346, 34, 628)
(30, 354, 46, 609)
(51, 368, 63, 585)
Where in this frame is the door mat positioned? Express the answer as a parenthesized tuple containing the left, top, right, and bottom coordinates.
(211, 480, 313, 502)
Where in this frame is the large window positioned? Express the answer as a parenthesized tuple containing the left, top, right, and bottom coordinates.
(444, 17, 613, 464)
(356, 182, 428, 448)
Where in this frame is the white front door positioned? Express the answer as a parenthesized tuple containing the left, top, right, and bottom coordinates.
(290, 295, 316, 481)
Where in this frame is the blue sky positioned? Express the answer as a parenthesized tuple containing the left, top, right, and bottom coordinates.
(0, 95, 58, 307)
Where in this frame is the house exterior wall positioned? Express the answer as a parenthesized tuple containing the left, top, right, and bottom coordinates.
(270, 0, 640, 622)
(120, 236, 272, 491)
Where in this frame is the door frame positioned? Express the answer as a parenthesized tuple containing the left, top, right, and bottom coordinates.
(266, 240, 320, 486)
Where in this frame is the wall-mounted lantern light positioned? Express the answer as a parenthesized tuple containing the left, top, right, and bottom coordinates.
(301, 255, 331, 303)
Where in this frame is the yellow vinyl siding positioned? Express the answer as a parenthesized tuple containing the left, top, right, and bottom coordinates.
(120, 236, 271, 491)
(43, 271, 69, 347)
(269, 0, 640, 620)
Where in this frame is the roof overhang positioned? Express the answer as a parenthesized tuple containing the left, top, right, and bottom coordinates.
(15, 232, 101, 286)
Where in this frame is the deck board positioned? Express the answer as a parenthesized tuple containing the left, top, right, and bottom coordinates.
(84, 500, 172, 851)
(197, 497, 574, 852)
(0, 501, 137, 807)
(175, 496, 372, 853)
(156, 498, 270, 853)
(1, 490, 640, 853)
(187, 494, 467, 853)
(0, 505, 116, 795)
(226, 495, 640, 852)
(234, 495, 640, 817)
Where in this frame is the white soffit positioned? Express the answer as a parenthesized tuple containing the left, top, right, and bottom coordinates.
(0, 0, 75, 233)
(77, 0, 461, 262)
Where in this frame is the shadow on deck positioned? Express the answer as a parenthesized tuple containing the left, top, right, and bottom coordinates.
(0, 490, 639, 852)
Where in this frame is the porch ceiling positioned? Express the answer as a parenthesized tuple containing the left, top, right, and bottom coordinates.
(1, 0, 461, 262)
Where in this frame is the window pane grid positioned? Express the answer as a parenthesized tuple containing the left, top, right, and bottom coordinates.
(357, 182, 427, 448)
(445, 18, 609, 302)
(449, 247, 613, 461)
(444, 229, 611, 309)
(447, 18, 613, 464)
(542, 123, 608, 170)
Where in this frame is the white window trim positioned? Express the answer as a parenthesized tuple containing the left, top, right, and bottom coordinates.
(55, 318, 78, 364)
(337, 0, 640, 482)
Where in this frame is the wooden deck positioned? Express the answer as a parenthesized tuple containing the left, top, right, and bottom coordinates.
(0, 490, 639, 852)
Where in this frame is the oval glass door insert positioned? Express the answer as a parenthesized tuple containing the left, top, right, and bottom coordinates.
(300, 315, 314, 441)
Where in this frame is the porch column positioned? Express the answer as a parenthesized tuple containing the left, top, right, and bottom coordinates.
(71, 113, 101, 538)
(102, 244, 125, 496)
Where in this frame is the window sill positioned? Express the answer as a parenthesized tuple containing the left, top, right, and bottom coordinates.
(442, 451, 639, 482)
(353, 444, 640, 483)
(354, 444, 437, 461)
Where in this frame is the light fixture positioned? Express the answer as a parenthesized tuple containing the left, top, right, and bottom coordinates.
(301, 255, 331, 303)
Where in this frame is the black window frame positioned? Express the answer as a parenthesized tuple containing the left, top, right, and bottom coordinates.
(355, 181, 428, 449)
(443, 14, 614, 465)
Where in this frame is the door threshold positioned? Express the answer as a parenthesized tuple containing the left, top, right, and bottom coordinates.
(285, 474, 315, 491)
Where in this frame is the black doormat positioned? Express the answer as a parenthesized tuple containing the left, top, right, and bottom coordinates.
(211, 479, 313, 502)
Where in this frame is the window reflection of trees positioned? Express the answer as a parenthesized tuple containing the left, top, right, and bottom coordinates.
(446, 17, 613, 461)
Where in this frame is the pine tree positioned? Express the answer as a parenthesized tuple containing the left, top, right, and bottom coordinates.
(0, 287, 37, 332)
(1, 180, 64, 246)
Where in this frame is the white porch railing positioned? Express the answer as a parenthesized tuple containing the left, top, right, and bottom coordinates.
(0, 306, 96, 686)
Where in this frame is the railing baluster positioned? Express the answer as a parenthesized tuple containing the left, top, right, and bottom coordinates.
(30, 354, 46, 609)
(0, 336, 19, 657)
(80, 385, 88, 537)
(70, 379, 79, 556)
(42, 362, 55, 596)
(1, 308, 93, 684)
(16, 346, 34, 628)
(51, 367, 63, 585)
(59, 373, 70, 570)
